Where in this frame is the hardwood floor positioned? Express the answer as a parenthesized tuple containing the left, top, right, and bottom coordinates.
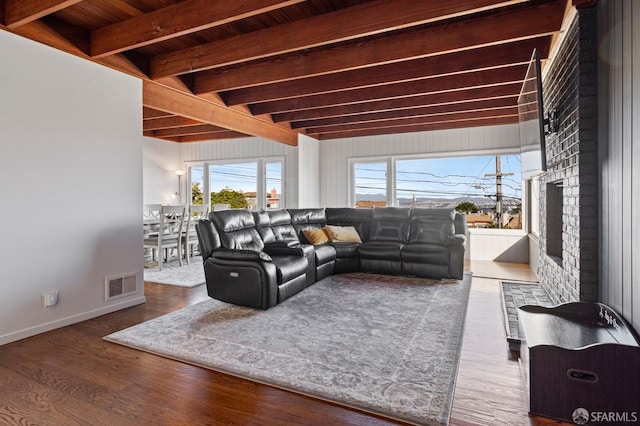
(0, 261, 561, 425)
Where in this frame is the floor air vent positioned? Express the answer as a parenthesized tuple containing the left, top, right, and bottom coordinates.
(105, 273, 138, 301)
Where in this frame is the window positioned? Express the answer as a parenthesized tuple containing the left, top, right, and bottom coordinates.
(265, 161, 283, 209)
(352, 161, 388, 207)
(210, 162, 257, 209)
(351, 154, 522, 229)
(189, 166, 204, 205)
(188, 158, 284, 210)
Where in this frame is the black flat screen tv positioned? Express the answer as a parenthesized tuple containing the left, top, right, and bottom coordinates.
(518, 49, 547, 180)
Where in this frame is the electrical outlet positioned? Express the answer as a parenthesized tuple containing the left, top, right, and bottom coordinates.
(42, 291, 58, 308)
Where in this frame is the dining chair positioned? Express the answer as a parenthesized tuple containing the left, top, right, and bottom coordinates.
(143, 205, 186, 270)
(183, 204, 209, 264)
(143, 204, 162, 233)
(143, 204, 162, 221)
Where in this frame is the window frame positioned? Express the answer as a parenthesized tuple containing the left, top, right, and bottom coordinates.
(349, 157, 394, 207)
(185, 156, 285, 210)
(349, 152, 524, 232)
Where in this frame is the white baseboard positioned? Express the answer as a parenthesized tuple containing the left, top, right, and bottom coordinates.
(0, 296, 146, 346)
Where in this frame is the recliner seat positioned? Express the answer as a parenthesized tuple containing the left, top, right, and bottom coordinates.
(290, 208, 336, 281)
(200, 209, 309, 309)
(358, 207, 410, 276)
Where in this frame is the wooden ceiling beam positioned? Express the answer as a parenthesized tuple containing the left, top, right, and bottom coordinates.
(143, 80, 298, 145)
(304, 107, 518, 135)
(143, 107, 173, 120)
(90, 0, 304, 58)
(312, 116, 519, 140)
(251, 64, 528, 115)
(179, 131, 248, 142)
(10, 19, 150, 77)
(5, 0, 83, 29)
(273, 84, 522, 123)
(144, 116, 204, 131)
(290, 97, 519, 130)
(153, 124, 229, 138)
(223, 36, 551, 106)
(194, 0, 566, 93)
(150, 0, 524, 79)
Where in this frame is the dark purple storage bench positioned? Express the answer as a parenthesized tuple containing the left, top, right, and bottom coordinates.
(518, 302, 640, 424)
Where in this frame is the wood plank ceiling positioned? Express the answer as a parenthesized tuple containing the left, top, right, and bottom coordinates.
(1, 0, 576, 146)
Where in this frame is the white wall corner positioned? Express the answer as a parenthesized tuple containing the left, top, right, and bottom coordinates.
(297, 134, 321, 208)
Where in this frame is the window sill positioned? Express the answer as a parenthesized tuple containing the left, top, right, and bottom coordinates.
(467, 228, 527, 236)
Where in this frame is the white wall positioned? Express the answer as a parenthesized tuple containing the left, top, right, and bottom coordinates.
(467, 229, 529, 263)
(179, 137, 299, 207)
(319, 124, 520, 207)
(0, 31, 144, 345)
(297, 134, 320, 208)
(598, 0, 640, 331)
(143, 137, 182, 204)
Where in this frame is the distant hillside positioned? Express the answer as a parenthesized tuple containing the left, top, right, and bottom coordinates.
(356, 194, 521, 209)
(355, 193, 386, 201)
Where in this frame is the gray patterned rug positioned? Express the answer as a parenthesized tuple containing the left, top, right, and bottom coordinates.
(105, 272, 472, 425)
(143, 255, 205, 288)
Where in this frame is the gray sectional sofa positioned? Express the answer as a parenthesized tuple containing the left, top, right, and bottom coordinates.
(195, 207, 467, 309)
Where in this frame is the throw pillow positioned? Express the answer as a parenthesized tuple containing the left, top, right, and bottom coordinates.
(302, 228, 330, 245)
(324, 225, 363, 243)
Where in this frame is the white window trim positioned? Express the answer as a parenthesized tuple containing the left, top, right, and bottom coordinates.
(349, 157, 393, 207)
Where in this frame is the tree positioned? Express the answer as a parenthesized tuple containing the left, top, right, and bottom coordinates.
(191, 182, 204, 205)
(511, 203, 522, 215)
(455, 201, 478, 214)
(211, 188, 248, 208)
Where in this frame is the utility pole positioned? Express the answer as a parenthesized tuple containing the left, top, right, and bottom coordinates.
(485, 156, 514, 228)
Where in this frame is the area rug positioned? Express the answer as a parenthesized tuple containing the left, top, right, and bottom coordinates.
(105, 272, 472, 425)
(143, 256, 205, 288)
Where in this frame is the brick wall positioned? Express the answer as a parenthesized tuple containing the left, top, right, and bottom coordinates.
(538, 6, 599, 303)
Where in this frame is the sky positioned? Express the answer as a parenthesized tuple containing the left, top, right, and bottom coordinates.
(355, 155, 522, 201)
(189, 162, 282, 194)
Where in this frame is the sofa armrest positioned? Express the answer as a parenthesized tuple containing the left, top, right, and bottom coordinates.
(265, 240, 300, 249)
(213, 248, 273, 262)
(445, 234, 466, 247)
(264, 243, 316, 287)
(263, 245, 307, 257)
(195, 219, 221, 260)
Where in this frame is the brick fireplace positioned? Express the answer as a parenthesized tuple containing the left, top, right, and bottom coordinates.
(537, 6, 599, 304)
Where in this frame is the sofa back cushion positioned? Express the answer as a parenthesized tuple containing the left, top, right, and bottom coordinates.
(222, 228, 265, 250)
(267, 209, 299, 241)
(369, 207, 410, 243)
(409, 208, 456, 244)
(325, 208, 373, 242)
(211, 209, 265, 250)
(252, 210, 276, 244)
